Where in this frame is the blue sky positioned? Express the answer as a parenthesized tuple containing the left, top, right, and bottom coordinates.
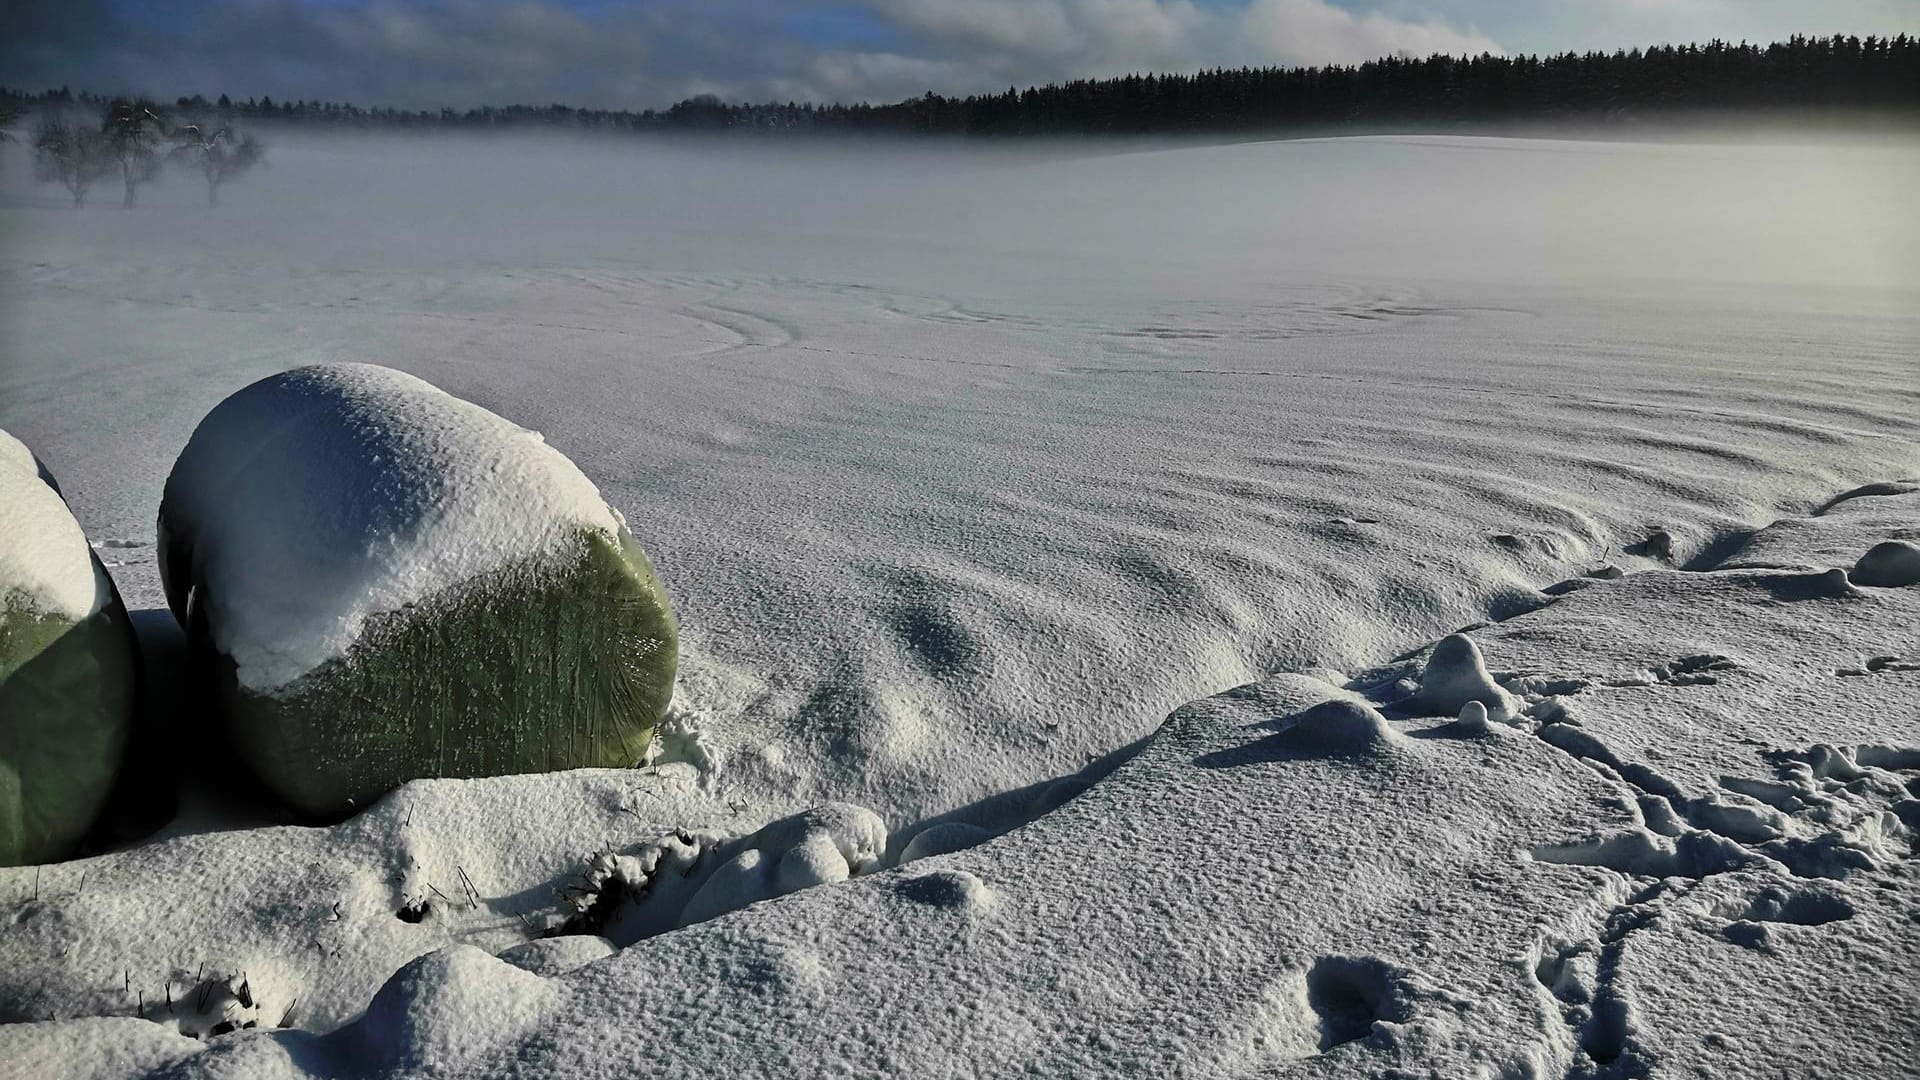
(7, 0, 1918, 111)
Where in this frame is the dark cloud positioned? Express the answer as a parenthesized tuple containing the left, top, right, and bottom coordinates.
(1, 0, 1503, 109)
(4, 0, 806, 108)
(3, 0, 1914, 112)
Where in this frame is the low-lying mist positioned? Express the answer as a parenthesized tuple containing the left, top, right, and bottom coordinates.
(4, 129, 1916, 300)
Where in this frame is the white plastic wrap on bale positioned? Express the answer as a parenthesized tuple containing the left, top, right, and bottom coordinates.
(158, 363, 624, 693)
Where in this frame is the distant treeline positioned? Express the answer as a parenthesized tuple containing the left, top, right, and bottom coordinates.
(5, 35, 1916, 138)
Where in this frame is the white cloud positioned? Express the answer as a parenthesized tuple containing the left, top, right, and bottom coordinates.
(850, 0, 1497, 97)
(876, 0, 1083, 57)
(1239, 0, 1501, 65)
(787, 49, 982, 103)
(1426, 0, 1920, 56)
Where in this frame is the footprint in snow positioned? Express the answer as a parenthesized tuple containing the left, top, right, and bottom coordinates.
(1718, 884, 1855, 950)
(1604, 654, 1737, 688)
(1305, 956, 1416, 1052)
(1834, 655, 1919, 677)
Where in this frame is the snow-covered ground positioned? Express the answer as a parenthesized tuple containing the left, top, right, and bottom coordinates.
(0, 132, 1915, 1078)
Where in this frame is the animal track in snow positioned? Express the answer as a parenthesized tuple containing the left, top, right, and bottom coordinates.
(1603, 653, 1738, 688)
(1715, 883, 1855, 951)
(1531, 881, 1673, 1079)
(1722, 883, 1854, 926)
(1531, 720, 1915, 881)
(1488, 530, 1572, 558)
(1834, 654, 1920, 677)
(550, 803, 887, 945)
(1530, 828, 1762, 879)
(1532, 936, 1594, 1007)
(1659, 654, 1739, 685)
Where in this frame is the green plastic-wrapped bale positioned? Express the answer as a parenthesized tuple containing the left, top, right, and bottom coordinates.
(158, 364, 677, 818)
(1, 430, 137, 866)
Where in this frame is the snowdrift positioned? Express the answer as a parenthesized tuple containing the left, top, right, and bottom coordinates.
(0, 430, 137, 867)
(156, 365, 678, 817)
(2, 483, 1912, 1078)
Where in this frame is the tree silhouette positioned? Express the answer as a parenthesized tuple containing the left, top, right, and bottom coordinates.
(171, 122, 265, 206)
(101, 98, 168, 208)
(32, 112, 112, 207)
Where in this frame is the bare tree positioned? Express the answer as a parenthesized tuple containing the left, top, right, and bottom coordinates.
(102, 99, 167, 208)
(171, 123, 265, 207)
(32, 113, 113, 207)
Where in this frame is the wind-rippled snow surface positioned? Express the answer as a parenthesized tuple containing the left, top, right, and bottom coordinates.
(2, 132, 1915, 829)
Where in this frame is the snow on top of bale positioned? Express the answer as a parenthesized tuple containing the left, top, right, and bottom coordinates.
(0, 428, 37, 479)
(0, 428, 108, 622)
(160, 364, 624, 692)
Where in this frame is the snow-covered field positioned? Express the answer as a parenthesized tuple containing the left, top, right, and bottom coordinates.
(1, 131, 1916, 1078)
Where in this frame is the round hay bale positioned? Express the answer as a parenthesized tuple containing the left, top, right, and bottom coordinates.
(158, 364, 677, 817)
(1, 430, 137, 866)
